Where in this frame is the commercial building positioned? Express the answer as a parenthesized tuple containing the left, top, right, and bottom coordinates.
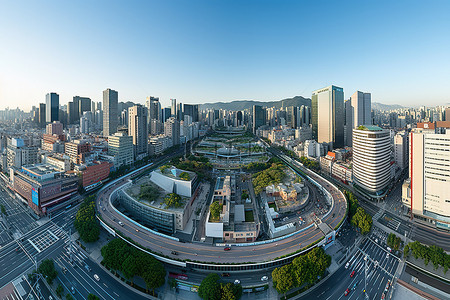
(65, 140, 91, 165)
(39, 103, 46, 128)
(146, 96, 161, 134)
(45, 93, 59, 123)
(128, 105, 148, 159)
(76, 96, 91, 116)
(75, 160, 112, 188)
(352, 125, 391, 199)
(345, 91, 372, 146)
(46, 121, 63, 136)
(164, 117, 180, 146)
(312, 85, 344, 149)
(108, 132, 134, 167)
(402, 124, 450, 230)
(183, 104, 199, 123)
(171, 99, 177, 118)
(150, 166, 198, 198)
(252, 105, 265, 134)
(103, 88, 118, 136)
(6, 138, 38, 171)
(394, 131, 408, 170)
(11, 164, 78, 215)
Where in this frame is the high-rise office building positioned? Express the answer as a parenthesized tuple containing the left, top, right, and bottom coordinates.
(128, 105, 148, 158)
(75, 96, 91, 116)
(171, 99, 177, 118)
(311, 85, 344, 149)
(183, 104, 199, 123)
(402, 125, 450, 229)
(45, 93, 59, 123)
(346, 91, 372, 146)
(162, 107, 171, 123)
(146, 96, 161, 134)
(252, 105, 265, 134)
(103, 88, 118, 136)
(394, 131, 408, 170)
(352, 125, 391, 198)
(164, 117, 180, 146)
(39, 103, 46, 128)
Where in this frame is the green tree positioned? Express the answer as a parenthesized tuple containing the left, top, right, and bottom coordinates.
(56, 284, 64, 298)
(141, 257, 166, 294)
(74, 196, 100, 243)
(220, 282, 242, 300)
(65, 293, 74, 300)
(179, 172, 190, 181)
(351, 207, 372, 234)
(241, 190, 249, 200)
(122, 253, 138, 285)
(198, 273, 221, 300)
(163, 193, 182, 208)
(209, 201, 223, 221)
(272, 264, 295, 295)
(37, 259, 58, 285)
(87, 294, 100, 300)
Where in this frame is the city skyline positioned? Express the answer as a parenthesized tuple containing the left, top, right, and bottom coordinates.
(1, 1, 450, 110)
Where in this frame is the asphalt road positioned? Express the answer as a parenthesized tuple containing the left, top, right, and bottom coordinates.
(96, 157, 347, 264)
(303, 236, 399, 300)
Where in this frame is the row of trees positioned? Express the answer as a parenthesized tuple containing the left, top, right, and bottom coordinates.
(299, 156, 320, 171)
(272, 247, 331, 295)
(170, 155, 212, 181)
(404, 241, 450, 273)
(387, 233, 402, 251)
(198, 273, 242, 300)
(101, 238, 166, 294)
(344, 191, 372, 235)
(252, 162, 286, 195)
(74, 195, 100, 243)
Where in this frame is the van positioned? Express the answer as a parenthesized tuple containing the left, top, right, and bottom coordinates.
(94, 274, 100, 281)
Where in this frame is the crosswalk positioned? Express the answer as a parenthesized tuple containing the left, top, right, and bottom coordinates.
(18, 223, 69, 259)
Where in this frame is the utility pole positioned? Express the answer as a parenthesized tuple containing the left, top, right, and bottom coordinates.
(364, 255, 369, 300)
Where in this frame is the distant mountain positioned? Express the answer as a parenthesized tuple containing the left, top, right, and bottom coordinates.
(200, 96, 311, 111)
(372, 102, 404, 111)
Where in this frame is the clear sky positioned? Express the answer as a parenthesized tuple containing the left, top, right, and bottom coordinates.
(1, 0, 449, 110)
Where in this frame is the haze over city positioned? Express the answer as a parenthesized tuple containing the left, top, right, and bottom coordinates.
(1, 0, 450, 110)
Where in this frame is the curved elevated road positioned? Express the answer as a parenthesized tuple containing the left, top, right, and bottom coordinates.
(96, 159, 347, 265)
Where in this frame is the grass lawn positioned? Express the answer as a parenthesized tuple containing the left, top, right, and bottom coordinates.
(268, 202, 277, 211)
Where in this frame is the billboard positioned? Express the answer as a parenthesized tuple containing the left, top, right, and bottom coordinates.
(32, 188, 39, 206)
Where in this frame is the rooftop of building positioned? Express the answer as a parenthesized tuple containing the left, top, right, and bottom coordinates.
(22, 163, 60, 176)
(356, 125, 383, 131)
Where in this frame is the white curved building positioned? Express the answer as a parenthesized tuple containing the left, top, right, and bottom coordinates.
(352, 125, 391, 198)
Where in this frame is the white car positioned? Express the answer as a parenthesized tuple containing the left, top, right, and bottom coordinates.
(234, 279, 240, 285)
(94, 274, 100, 281)
(261, 276, 268, 281)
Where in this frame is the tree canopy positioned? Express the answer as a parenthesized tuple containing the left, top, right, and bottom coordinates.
(101, 238, 166, 292)
(37, 259, 58, 285)
(252, 163, 286, 195)
(163, 193, 183, 208)
(405, 241, 450, 273)
(351, 207, 372, 235)
(74, 195, 100, 243)
(198, 273, 242, 300)
(209, 201, 223, 221)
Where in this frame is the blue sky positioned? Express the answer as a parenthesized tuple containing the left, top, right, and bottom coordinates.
(1, 0, 449, 110)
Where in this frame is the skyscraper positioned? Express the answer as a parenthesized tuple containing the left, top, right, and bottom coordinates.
(76, 96, 91, 116)
(171, 99, 177, 118)
(128, 105, 148, 158)
(252, 105, 265, 134)
(164, 117, 180, 146)
(311, 85, 344, 149)
(146, 96, 161, 134)
(183, 104, 199, 123)
(352, 125, 391, 198)
(103, 88, 118, 136)
(346, 91, 372, 146)
(39, 103, 46, 128)
(45, 93, 59, 123)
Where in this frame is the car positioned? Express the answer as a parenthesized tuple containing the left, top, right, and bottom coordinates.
(94, 274, 100, 281)
(345, 262, 350, 269)
(221, 273, 230, 277)
(386, 253, 390, 259)
(261, 276, 268, 281)
(350, 271, 355, 277)
(135, 229, 139, 232)
(234, 279, 240, 285)
(71, 287, 76, 295)
(118, 221, 124, 226)
(171, 251, 178, 255)
(344, 288, 350, 296)
(62, 267, 67, 274)
(224, 247, 231, 251)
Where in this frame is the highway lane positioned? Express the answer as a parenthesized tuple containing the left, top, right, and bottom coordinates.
(96, 157, 347, 264)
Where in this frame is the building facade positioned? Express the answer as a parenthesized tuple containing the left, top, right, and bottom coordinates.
(352, 126, 391, 198)
(103, 88, 118, 136)
(312, 85, 344, 149)
(108, 132, 134, 167)
(128, 105, 148, 158)
(45, 93, 59, 123)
